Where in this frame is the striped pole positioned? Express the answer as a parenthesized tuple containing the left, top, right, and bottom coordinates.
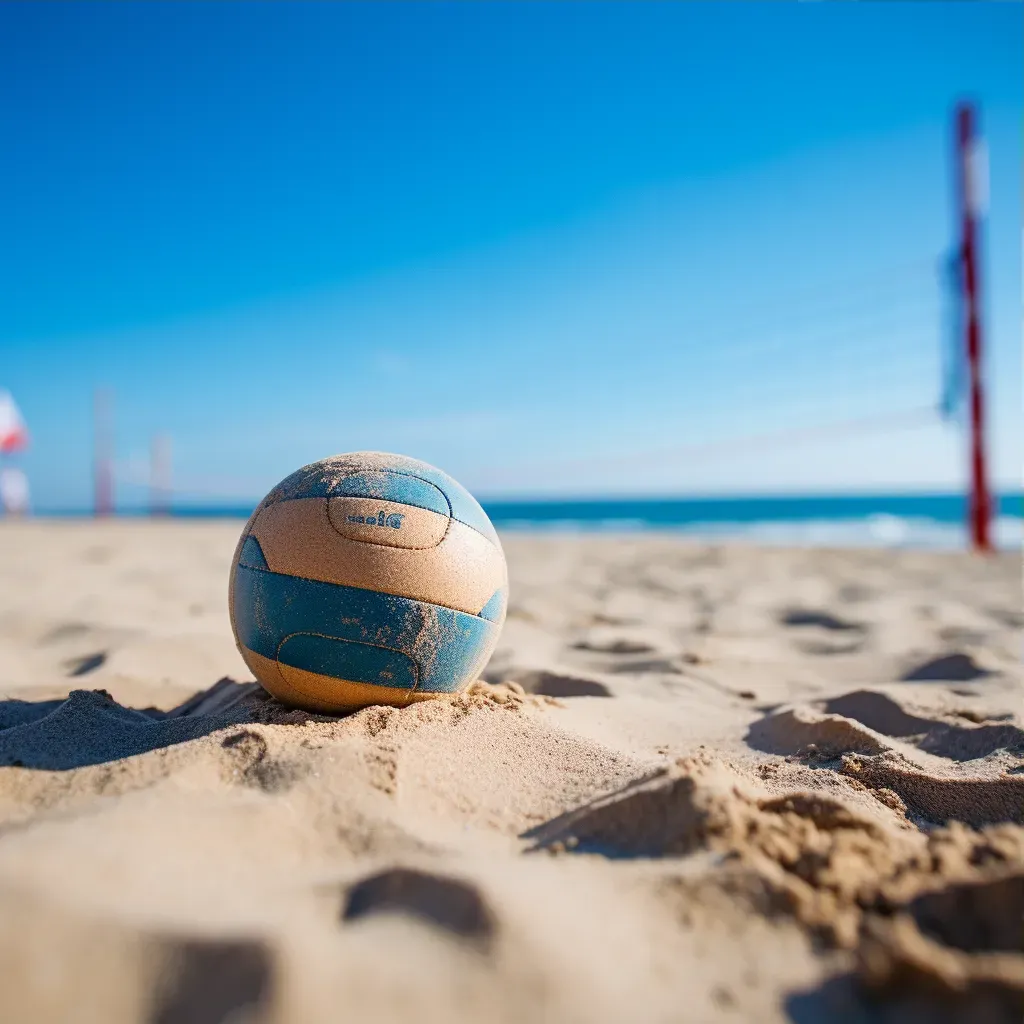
(955, 102, 991, 553)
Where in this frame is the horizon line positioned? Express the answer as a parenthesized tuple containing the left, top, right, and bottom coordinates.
(21, 488, 1024, 519)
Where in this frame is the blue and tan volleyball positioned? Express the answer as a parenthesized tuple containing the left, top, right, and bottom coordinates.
(229, 452, 508, 713)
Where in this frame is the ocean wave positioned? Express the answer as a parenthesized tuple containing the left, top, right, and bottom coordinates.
(496, 514, 1022, 551)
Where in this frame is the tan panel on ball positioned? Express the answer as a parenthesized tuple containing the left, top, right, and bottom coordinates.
(240, 646, 443, 713)
(248, 497, 506, 616)
(326, 496, 449, 549)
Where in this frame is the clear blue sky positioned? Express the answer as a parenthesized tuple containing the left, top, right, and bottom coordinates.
(1, 1, 1020, 509)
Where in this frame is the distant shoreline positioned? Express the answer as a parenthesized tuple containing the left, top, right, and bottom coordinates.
(23, 491, 1024, 521)
(14, 492, 1023, 550)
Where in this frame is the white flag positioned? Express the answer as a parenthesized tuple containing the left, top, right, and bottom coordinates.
(0, 467, 29, 514)
(0, 391, 28, 453)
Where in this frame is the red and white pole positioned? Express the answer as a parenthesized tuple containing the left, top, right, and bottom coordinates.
(955, 102, 992, 553)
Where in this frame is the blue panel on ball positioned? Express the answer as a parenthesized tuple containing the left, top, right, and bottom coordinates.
(238, 534, 269, 570)
(330, 471, 452, 518)
(277, 634, 417, 690)
(478, 586, 507, 623)
(267, 455, 499, 544)
(392, 464, 499, 545)
(233, 564, 498, 693)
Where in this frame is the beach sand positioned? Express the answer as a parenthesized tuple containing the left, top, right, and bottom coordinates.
(0, 520, 1020, 1023)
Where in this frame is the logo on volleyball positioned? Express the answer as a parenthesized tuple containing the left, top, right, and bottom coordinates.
(346, 510, 406, 530)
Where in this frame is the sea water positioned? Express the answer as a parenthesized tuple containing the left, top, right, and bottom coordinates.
(154, 492, 1024, 551)
(482, 494, 1023, 550)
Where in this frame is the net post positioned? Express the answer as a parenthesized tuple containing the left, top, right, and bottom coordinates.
(955, 101, 992, 553)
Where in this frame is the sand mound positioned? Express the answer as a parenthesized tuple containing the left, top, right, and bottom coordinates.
(746, 706, 890, 758)
(527, 756, 911, 942)
(744, 685, 1023, 831)
(0, 681, 314, 771)
(750, 694, 1024, 766)
(824, 690, 942, 736)
(529, 754, 1024, 1018)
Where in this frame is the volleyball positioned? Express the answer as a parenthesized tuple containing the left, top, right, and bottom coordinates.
(229, 452, 507, 713)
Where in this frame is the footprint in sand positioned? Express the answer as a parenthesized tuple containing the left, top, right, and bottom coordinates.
(749, 690, 1024, 763)
(63, 651, 107, 677)
(900, 651, 992, 682)
(221, 728, 304, 793)
(572, 638, 655, 655)
(822, 691, 1024, 759)
(780, 609, 863, 632)
(568, 633, 686, 678)
(342, 868, 495, 944)
(500, 669, 612, 698)
(37, 622, 137, 682)
(779, 608, 866, 656)
(605, 657, 685, 676)
(151, 937, 272, 1024)
(908, 874, 1023, 954)
(745, 689, 1024, 826)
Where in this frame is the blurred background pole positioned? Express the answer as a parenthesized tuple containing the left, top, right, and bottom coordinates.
(955, 101, 991, 553)
(93, 387, 114, 517)
(150, 433, 172, 516)
(0, 390, 30, 516)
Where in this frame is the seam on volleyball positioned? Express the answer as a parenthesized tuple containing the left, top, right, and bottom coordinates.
(326, 467, 455, 547)
(248, 647, 308, 705)
(241, 643, 403, 712)
(249, 498, 445, 557)
(235, 561, 503, 624)
(275, 631, 421, 696)
(273, 467, 498, 546)
(291, 467, 453, 522)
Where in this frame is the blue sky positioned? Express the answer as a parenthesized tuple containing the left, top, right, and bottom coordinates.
(0, 1, 1020, 509)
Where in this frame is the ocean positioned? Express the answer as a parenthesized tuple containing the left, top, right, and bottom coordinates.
(152, 491, 1024, 551)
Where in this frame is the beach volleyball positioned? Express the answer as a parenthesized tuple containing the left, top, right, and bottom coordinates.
(229, 452, 507, 713)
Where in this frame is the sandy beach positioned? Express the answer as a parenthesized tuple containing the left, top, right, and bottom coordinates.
(0, 520, 1020, 1023)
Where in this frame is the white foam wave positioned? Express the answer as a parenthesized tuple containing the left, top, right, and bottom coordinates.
(496, 514, 1022, 551)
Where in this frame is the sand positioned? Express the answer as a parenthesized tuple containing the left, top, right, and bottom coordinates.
(0, 520, 1020, 1024)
